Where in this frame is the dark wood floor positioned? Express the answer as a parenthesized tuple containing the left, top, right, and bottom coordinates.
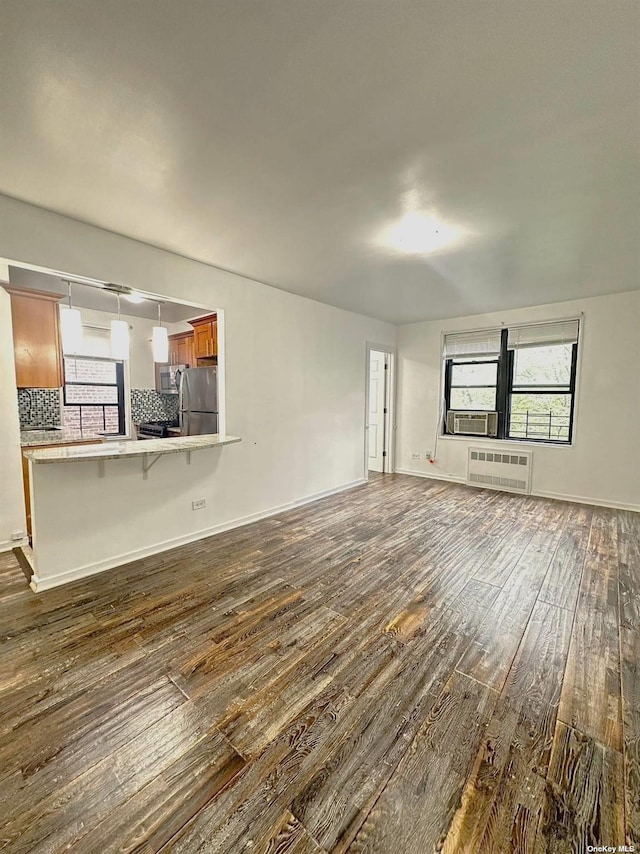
(1, 474, 638, 853)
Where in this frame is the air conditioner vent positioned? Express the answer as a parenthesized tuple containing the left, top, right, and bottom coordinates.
(467, 447, 532, 495)
(447, 411, 498, 438)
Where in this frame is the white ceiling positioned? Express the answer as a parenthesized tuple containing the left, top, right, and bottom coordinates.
(0, 1, 638, 323)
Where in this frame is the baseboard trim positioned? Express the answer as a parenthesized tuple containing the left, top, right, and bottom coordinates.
(395, 468, 465, 484)
(531, 490, 640, 513)
(29, 477, 368, 592)
(395, 469, 640, 512)
(0, 537, 28, 553)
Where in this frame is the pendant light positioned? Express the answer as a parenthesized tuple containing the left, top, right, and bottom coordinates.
(152, 301, 169, 363)
(60, 281, 83, 354)
(110, 293, 130, 359)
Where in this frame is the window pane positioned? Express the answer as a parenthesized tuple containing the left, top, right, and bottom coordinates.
(65, 384, 119, 405)
(62, 405, 81, 429)
(64, 357, 117, 384)
(79, 407, 106, 432)
(451, 362, 498, 387)
(511, 344, 572, 387)
(103, 406, 120, 433)
(508, 393, 572, 442)
(450, 387, 497, 410)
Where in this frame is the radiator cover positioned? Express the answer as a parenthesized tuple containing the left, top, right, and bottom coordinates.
(467, 447, 532, 495)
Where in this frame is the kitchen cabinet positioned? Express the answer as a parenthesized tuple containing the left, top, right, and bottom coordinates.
(5, 286, 64, 388)
(169, 331, 195, 366)
(189, 314, 217, 359)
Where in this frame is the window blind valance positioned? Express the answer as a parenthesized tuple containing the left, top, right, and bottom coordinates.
(507, 320, 579, 349)
(443, 329, 502, 360)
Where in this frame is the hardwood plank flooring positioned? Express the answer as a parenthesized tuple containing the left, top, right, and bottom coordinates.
(0, 474, 637, 853)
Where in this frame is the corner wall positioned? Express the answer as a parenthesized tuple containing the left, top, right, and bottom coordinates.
(396, 290, 640, 510)
(0, 194, 396, 582)
(0, 285, 28, 550)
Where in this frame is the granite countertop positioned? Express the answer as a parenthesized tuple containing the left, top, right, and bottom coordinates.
(24, 434, 242, 464)
(20, 427, 104, 448)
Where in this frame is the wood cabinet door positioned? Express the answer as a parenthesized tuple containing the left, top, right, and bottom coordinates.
(177, 335, 194, 366)
(168, 332, 195, 366)
(210, 320, 218, 357)
(185, 334, 195, 366)
(168, 336, 180, 365)
(8, 290, 63, 388)
(193, 322, 212, 358)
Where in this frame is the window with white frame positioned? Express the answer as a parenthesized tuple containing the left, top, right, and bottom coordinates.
(443, 320, 580, 443)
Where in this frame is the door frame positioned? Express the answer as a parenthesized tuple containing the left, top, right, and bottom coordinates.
(364, 342, 397, 479)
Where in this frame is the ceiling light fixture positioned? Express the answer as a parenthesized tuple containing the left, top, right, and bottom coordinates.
(152, 302, 169, 363)
(124, 292, 147, 304)
(110, 293, 130, 360)
(59, 281, 83, 354)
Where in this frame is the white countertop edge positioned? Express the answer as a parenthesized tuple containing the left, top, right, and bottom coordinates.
(24, 434, 242, 464)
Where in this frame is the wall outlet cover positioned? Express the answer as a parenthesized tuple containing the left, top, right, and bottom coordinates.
(411, 453, 420, 460)
(192, 498, 206, 510)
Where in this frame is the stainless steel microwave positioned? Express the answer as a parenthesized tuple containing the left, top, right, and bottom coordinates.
(158, 364, 185, 394)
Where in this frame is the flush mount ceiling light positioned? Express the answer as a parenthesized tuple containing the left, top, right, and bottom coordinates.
(60, 281, 83, 354)
(374, 211, 467, 256)
(110, 293, 130, 360)
(152, 302, 169, 363)
(124, 292, 146, 304)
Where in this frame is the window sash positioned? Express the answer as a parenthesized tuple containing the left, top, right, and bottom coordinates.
(507, 390, 573, 442)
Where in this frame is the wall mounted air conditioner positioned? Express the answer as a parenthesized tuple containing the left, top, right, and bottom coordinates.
(446, 410, 498, 437)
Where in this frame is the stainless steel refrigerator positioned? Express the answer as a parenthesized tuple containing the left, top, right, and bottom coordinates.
(178, 367, 218, 435)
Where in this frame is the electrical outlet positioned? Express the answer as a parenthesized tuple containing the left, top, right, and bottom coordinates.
(425, 452, 432, 461)
(192, 498, 206, 511)
(411, 453, 420, 460)
(11, 530, 26, 541)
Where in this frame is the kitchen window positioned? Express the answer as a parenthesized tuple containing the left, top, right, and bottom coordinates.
(443, 320, 580, 444)
(62, 355, 126, 435)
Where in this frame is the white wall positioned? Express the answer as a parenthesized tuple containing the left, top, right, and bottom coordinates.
(0, 283, 28, 550)
(396, 290, 640, 510)
(0, 194, 395, 584)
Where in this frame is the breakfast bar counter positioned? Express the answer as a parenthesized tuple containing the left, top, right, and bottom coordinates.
(24, 433, 243, 592)
(24, 433, 242, 463)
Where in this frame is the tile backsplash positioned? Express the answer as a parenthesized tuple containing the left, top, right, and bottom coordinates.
(18, 387, 177, 429)
(17, 388, 62, 427)
(130, 389, 179, 424)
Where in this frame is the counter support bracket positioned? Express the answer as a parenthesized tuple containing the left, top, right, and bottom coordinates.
(142, 453, 162, 479)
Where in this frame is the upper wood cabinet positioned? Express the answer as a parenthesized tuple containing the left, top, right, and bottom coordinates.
(168, 331, 195, 366)
(5, 287, 64, 388)
(189, 313, 217, 359)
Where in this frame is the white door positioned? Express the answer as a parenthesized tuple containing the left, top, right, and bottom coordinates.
(368, 351, 386, 472)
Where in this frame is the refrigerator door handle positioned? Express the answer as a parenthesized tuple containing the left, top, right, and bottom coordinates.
(178, 372, 184, 431)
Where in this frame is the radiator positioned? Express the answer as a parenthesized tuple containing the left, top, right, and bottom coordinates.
(467, 447, 532, 495)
